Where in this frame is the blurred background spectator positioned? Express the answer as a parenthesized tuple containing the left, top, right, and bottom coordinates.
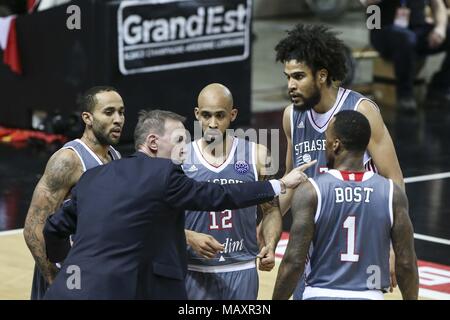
(365, 0, 450, 113)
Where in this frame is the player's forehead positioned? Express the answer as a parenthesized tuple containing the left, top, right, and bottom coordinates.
(197, 105, 229, 114)
(284, 59, 311, 75)
(94, 91, 124, 111)
(197, 89, 233, 112)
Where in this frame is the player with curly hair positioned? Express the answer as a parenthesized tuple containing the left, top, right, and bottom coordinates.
(273, 24, 405, 299)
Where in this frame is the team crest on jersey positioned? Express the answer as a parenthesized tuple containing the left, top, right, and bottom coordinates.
(234, 160, 250, 174)
(303, 153, 312, 163)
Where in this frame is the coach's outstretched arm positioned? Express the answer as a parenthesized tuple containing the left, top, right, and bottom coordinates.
(391, 183, 419, 300)
(167, 161, 315, 212)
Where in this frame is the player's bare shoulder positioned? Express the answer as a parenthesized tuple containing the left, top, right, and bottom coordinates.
(292, 179, 317, 213)
(255, 143, 272, 178)
(355, 99, 382, 121)
(41, 148, 84, 192)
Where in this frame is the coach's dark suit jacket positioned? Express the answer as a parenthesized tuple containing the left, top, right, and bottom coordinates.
(43, 151, 276, 300)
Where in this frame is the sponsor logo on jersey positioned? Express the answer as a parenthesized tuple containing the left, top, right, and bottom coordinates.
(186, 164, 198, 172)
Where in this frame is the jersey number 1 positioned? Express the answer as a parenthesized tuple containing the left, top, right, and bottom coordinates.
(209, 210, 233, 230)
(341, 216, 360, 262)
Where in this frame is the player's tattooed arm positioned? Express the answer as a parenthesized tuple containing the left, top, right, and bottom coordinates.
(391, 183, 419, 300)
(272, 181, 316, 299)
(23, 149, 82, 284)
(256, 144, 282, 271)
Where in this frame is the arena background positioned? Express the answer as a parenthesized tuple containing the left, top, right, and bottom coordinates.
(0, 0, 449, 300)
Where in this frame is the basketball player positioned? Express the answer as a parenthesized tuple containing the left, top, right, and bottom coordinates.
(273, 110, 418, 300)
(23, 86, 125, 299)
(182, 83, 315, 300)
(275, 24, 405, 298)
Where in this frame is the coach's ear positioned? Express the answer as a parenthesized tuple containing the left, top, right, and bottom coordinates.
(146, 133, 159, 153)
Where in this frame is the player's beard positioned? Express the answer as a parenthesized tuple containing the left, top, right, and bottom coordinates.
(203, 131, 227, 159)
(204, 130, 225, 145)
(92, 121, 117, 146)
(293, 84, 321, 112)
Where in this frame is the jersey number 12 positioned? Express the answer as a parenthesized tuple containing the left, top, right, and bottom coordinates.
(209, 210, 233, 230)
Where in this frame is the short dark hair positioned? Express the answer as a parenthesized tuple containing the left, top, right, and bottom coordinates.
(275, 24, 348, 85)
(78, 86, 118, 113)
(134, 109, 186, 150)
(333, 110, 371, 152)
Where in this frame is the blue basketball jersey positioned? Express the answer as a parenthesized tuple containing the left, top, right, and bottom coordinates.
(182, 138, 259, 270)
(62, 138, 121, 171)
(303, 170, 392, 300)
(291, 87, 377, 177)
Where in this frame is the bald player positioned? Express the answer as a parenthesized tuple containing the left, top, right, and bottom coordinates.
(182, 83, 314, 300)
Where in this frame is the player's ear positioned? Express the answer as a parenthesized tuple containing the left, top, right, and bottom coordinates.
(317, 69, 328, 85)
(81, 112, 93, 127)
(230, 108, 238, 122)
(333, 138, 341, 154)
(194, 107, 200, 120)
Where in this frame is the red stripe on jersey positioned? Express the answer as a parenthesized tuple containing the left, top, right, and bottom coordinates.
(339, 171, 365, 181)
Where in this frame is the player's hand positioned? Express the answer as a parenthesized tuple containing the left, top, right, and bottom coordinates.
(389, 248, 398, 292)
(428, 28, 445, 49)
(280, 160, 317, 189)
(186, 230, 224, 259)
(257, 246, 275, 272)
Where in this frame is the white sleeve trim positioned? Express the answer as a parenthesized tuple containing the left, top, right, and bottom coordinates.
(76, 139, 104, 165)
(388, 179, 394, 228)
(354, 97, 380, 112)
(290, 105, 294, 143)
(308, 178, 321, 223)
(252, 142, 258, 182)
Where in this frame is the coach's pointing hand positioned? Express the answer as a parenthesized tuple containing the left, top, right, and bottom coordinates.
(280, 160, 317, 189)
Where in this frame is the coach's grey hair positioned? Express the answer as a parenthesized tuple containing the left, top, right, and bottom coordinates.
(134, 109, 186, 150)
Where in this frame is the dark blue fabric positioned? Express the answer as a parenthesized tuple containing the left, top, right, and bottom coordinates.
(42, 152, 275, 299)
